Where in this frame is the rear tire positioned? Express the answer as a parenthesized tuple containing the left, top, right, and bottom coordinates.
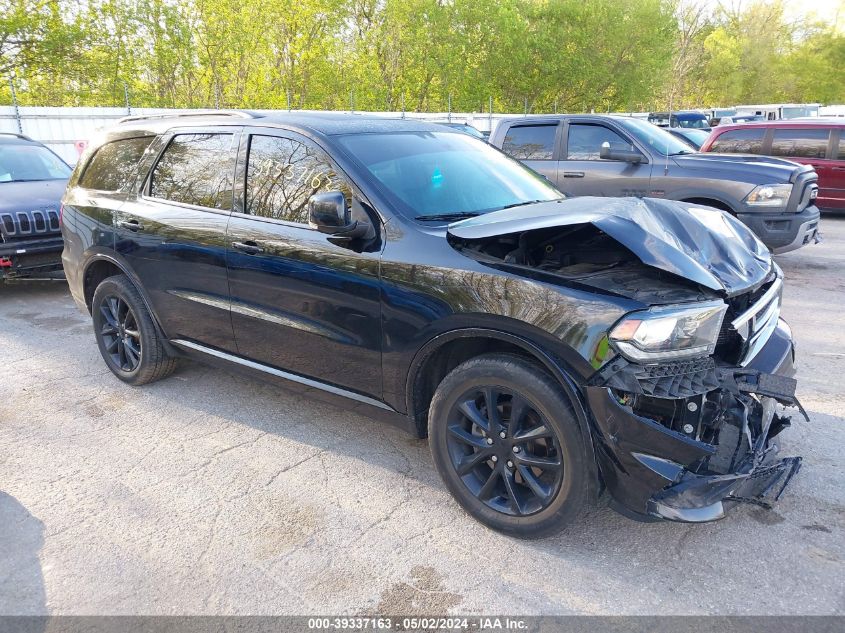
(91, 274, 177, 385)
(428, 354, 590, 538)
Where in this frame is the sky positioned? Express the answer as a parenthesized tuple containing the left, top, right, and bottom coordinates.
(699, 0, 844, 29)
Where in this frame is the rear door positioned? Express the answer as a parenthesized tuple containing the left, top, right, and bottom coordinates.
(769, 126, 840, 211)
(829, 130, 845, 211)
(498, 122, 560, 185)
(560, 121, 651, 197)
(114, 128, 240, 351)
(224, 128, 383, 397)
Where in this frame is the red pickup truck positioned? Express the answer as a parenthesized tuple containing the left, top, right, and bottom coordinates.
(701, 120, 844, 212)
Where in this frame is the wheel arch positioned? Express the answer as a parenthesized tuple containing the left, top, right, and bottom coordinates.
(406, 327, 602, 497)
(679, 196, 736, 214)
(81, 252, 175, 353)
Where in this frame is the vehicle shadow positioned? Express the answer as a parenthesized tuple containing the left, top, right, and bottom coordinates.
(0, 492, 47, 616)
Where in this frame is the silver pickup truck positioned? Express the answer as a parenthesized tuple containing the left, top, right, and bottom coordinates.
(489, 115, 820, 253)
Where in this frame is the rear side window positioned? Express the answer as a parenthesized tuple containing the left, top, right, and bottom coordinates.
(838, 135, 845, 160)
(770, 128, 830, 159)
(566, 124, 633, 160)
(501, 125, 557, 160)
(708, 129, 765, 154)
(245, 135, 351, 224)
(150, 133, 235, 210)
(80, 137, 152, 192)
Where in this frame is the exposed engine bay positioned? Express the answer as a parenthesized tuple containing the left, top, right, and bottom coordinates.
(451, 223, 716, 304)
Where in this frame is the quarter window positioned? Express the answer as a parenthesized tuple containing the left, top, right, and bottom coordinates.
(245, 135, 351, 224)
(770, 128, 830, 159)
(566, 124, 633, 160)
(80, 137, 153, 192)
(708, 129, 765, 154)
(501, 125, 557, 160)
(150, 133, 236, 210)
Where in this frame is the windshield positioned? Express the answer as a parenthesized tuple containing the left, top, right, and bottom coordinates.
(621, 118, 696, 156)
(0, 144, 71, 182)
(677, 117, 709, 129)
(337, 131, 563, 220)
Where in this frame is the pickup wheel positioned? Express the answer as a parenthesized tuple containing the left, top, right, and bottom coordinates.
(91, 274, 177, 385)
(428, 354, 589, 538)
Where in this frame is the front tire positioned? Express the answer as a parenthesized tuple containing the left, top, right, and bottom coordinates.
(91, 274, 177, 385)
(428, 354, 590, 538)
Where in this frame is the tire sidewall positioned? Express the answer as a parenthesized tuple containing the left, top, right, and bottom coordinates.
(429, 356, 590, 537)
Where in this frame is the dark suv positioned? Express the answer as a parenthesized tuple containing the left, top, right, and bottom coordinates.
(0, 133, 71, 279)
(62, 111, 805, 537)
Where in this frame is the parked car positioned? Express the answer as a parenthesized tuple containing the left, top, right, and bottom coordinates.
(0, 133, 71, 279)
(648, 111, 710, 130)
(62, 112, 804, 537)
(667, 127, 710, 150)
(717, 114, 766, 125)
(701, 120, 844, 213)
(489, 115, 821, 253)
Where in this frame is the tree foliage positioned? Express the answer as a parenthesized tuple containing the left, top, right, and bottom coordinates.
(0, 0, 842, 110)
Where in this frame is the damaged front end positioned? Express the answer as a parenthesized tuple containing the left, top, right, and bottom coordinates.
(446, 197, 806, 522)
(586, 316, 806, 522)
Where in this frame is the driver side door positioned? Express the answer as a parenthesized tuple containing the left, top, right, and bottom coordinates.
(561, 121, 652, 198)
(225, 129, 384, 398)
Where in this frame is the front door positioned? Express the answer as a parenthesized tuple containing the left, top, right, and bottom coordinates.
(114, 129, 240, 352)
(225, 130, 383, 397)
(560, 121, 652, 197)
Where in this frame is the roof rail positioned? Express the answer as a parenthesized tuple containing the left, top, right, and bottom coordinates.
(0, 131, 33, 141)
(117, 110, 258, 124)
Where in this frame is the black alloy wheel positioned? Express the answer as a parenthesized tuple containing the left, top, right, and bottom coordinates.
(429, 354, 591, 538)
(92, 274, 177, 385)
(98, 295, 143, 372)
(445, 386, 564, 516)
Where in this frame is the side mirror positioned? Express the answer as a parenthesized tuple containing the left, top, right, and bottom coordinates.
(308, 191, 368, 239)
(600, 141, 644, 163)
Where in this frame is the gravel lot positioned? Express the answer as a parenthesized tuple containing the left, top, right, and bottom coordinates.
(1, 218, 843, 616)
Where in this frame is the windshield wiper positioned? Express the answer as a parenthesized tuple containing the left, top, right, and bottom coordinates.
(496, 199, 547, 211)
(415, 212, 481, 222)
(669, 150, 695, 156)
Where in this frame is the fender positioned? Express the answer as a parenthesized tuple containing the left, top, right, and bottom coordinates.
(79, 248, 179, 356)
(405, 326, 603, 496)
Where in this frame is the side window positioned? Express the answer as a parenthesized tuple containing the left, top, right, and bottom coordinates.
(838, 134, 845, 160)
(566, 124, 633, 160)
(708, 129, 765, 154)
(149, 133, 236, 210)
(501, 125, 557, 160)
(770, 128, 830, 159)
(80, 137, 153, 192)
(245, 135, 351, 224)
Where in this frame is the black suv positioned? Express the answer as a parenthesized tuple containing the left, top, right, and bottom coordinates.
(0, 133, 71, 279)
(62, 111, 805, 537)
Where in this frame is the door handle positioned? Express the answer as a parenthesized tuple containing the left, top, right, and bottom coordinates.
(562, 171, 585, 178)
(232, 241, 263, 255)
(117, 219, 144, 232)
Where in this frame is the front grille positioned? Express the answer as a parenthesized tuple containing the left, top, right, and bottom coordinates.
(730, 276, 783, 366)
(0, 208, 61, 241)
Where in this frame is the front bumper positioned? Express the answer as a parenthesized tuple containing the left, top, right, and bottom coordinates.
(585, 318, 804, 522)
(737, 205, 820, 254)
(0, 236, 64, 278)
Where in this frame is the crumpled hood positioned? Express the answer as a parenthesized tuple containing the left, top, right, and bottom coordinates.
(448, 197, 772, 296)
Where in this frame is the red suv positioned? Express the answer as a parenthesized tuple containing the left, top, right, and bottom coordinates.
(701, 120, 844, 212)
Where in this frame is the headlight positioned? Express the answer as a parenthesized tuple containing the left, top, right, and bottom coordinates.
(744, 183, 792, 207)
(609, 301, 728, 363)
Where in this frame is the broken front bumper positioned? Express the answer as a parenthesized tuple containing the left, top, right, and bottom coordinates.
(585, 318, 804, 522)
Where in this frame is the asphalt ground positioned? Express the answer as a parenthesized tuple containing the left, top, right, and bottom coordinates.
(1, 218, 843, 616)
